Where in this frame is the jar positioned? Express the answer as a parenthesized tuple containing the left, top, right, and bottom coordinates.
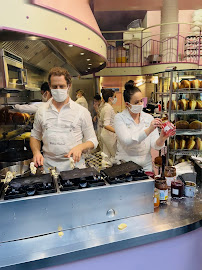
(171, 180, 184, 198)
(185, 181, 196, 197)
(155, 177, 168, 204)
(154, 188, 160, 208)
(165, 166, 176, 188)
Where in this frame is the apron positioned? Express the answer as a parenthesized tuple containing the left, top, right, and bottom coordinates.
(42, 108, 85, 172)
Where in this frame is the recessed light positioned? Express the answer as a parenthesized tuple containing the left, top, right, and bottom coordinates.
(80, 52, 85, 55)
(100, 62, 104, 65)
(87, 58, 91, 61)
(88, 67, 91, 69)
(88, 63, 92, 66)
(68, 44, 73, 47)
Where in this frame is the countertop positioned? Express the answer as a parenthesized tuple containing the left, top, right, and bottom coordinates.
(0, 185, 201, 270)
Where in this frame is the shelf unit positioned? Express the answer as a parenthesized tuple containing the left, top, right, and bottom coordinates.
(157, 69, 202, 165)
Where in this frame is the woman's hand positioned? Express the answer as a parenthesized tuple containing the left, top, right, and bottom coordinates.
(160, 126, 176, 138)
(149, 118, 162, 132)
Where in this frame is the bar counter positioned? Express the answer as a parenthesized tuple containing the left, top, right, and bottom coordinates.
(0, 185, 202, 270)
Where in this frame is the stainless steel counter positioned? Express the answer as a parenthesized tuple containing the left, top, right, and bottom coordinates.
(0, 186, 202, 270)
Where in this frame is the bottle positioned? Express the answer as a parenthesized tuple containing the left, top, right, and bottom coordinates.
(155, 177, 168, 204)
(154, 188, 160, 208)
(165, 166, 176, 188)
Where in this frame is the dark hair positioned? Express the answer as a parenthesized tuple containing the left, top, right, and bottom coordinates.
(102, 89, 115, 102)
(123, 85, 141, 103)
(125, 80, 134, 90)
(48, 67, 72, 85)
(41, 82, 50, 92)
(94, 94, 101, 101)
(76, 89, 85, 96)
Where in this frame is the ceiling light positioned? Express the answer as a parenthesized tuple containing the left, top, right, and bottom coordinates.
(68, 44, 73, 47)
(80, 52, 85, 55)
(88, 63, 92, 66)
(87, 58, 91, 61)
(100, 62, 104, 65)
(88, 67, 91, 69)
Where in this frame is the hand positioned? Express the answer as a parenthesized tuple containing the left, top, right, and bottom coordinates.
(33, 152, 44, 167)
(65, 144, 84, 163)
(149, 118, 162, 132)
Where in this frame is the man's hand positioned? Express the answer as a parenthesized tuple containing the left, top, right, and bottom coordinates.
(33, 152, 44, 167)
(65, 144, 84, 163)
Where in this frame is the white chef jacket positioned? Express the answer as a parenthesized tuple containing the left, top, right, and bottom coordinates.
(100, 103, 115, 128)
(75, 96, 88, 110)
(13, 102, 43, 114)
(31, 98, 98, 168)
(114, 109, 164, 171)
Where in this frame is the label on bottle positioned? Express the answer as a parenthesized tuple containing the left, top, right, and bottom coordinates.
(165, 176, 176, 187)
(172, 188, 179, 195)
(154, 197, 157, 203)
(159, 189, 168, 201)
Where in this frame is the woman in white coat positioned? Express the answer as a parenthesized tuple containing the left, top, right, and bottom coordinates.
(100, 89, 117, 161)
(114, 83, 175, 172)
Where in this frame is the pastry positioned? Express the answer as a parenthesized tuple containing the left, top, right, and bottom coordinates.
(196, 100, 202, 109)
(188, 100, 197, 110)
(167, 100, 177, 110)
(186, 138, 195, 150)
(172, 82, 179, 91)
(169, 139, 178, 150)
(191, 79, 200, 89)
(179, 99, 188, 111)
(179, 139, 186, 150)
(189, 120, 202, 130)
(180, 80, 190, 89)
(176, 120, 189, 129)
(195, 137, 202, 150)
(168, 159, 174, 166)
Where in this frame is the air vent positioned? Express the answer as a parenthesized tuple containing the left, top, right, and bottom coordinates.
(3, 50, 23, 63)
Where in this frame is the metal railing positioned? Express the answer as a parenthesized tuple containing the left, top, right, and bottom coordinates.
(102, 23, 202, 68)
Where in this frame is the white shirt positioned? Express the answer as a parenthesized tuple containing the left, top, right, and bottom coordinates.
(114, 109, 164, 171)
(100, 103, 115, 128)
(13, 102, 43, 114)
(75, 96, 88, 110)
(31, 98, 98, 148)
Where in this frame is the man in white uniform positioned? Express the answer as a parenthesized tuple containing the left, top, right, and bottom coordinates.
(75, 89, 88, 110)
(12, 82, 52, 114)
(30, 67, 98, 172)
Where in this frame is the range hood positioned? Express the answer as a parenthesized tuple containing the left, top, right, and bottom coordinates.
(0, 31, 106, 77)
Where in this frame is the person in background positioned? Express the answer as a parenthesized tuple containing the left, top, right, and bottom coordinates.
(100, 89, 117, 163)
(75, 89, 88, 110)
(114, 84, 176, 172)
(30, 67, 97, 172)
(12, 82, 52, 114)
(92, 94, 102, 132)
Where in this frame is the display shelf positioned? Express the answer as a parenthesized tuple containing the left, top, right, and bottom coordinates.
(176, 129, 202, 136)
(171, 110, 202, 115)
(173, 89, 202, 93)
(169, 149, 202, 156)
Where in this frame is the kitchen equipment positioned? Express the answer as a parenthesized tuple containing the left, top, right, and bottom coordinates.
(0, 163, 154, 243)
(0, 149, 33, 169)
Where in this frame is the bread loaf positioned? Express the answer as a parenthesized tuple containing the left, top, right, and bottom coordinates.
(154, 156, 162, 166)
(195, 137, 202, 150)
(186, 139, 195, 150)
(196, 100, 202, 109)
(188, 100, 197, 110)
(179, 139, 186, 150)
(12, 112, 26, 125)
(179, 99, 188, 111)
(180, 80, 190, 89)
(172, 82, 179, 91)
(189, 120, 202, 130)
(167, 100, 177, 110)
(176, 120, 189, 129)
(191, 79, 200, 89)
(170, 139, 178, 150)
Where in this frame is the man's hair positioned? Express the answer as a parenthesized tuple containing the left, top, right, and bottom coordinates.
(48, 67, 72, 85)
(76, 89, 85, 96)
(94, 94, 101, 101)
(41, 82, 50, 92)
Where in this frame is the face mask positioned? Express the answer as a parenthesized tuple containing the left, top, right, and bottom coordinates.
(76, 95, 79, 99)
(128, 103, 143, 114)
(51, 88, 69, 102)
(111, 97, 117, 105)
(41, 92, 48, 102)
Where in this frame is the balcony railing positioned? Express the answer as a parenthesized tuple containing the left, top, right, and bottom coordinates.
(102, 23, 202, 68)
